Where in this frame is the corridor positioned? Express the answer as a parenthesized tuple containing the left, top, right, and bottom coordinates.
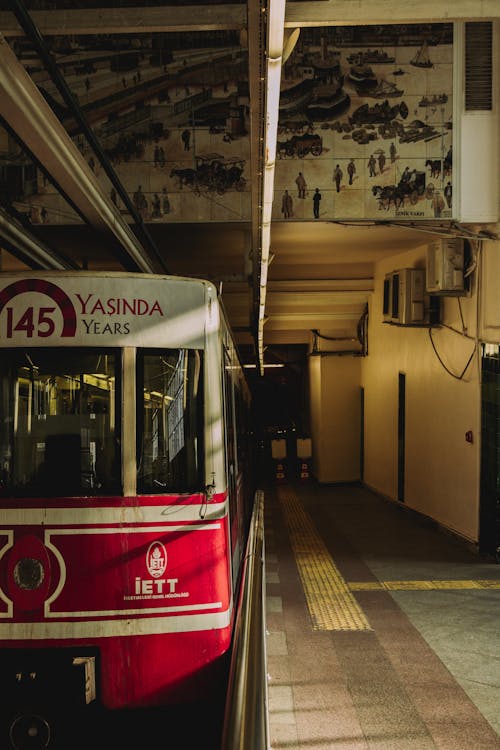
(265, 482, 500, 750)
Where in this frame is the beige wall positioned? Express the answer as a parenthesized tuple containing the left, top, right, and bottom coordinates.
(309, 353, 361, 483)
(362, 244, 481, 542)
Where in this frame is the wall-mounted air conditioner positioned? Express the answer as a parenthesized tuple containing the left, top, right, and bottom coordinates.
(383, 268, 440, 326)
(382, 273, 393, 322)
(426, 238, 465, 295)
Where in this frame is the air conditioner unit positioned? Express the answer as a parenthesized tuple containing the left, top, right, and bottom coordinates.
(426, 238, 465, 295)
(382, 273, 393, 322)
(383, 268, 440, 326)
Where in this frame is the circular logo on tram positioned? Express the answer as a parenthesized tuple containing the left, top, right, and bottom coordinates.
(146, 541, 167, 578)
(0, 279, 77, 339)
(13, 557, 45, 590)
(6, 534, 52, 611)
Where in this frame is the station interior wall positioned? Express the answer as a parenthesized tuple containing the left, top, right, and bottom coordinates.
(310, 353, 361, 485)
(308, 241, 493, 545)
(307, 19, 500, 546)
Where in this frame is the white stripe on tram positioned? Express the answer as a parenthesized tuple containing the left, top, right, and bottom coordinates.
(0, 609, 232, 639)
(0, 503, 227, 525)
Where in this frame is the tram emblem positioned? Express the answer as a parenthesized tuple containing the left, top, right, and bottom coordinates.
(0, 279, 77, 339)
(147, 542, 167, 578)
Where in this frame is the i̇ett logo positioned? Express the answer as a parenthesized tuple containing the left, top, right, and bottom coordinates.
(134, 541, 178, 597)
(147, 541, 167, 578)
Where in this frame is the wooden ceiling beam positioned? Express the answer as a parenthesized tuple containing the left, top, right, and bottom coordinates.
(0, 6, 246, 36)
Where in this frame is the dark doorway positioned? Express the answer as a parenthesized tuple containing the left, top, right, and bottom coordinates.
(398, 372, 406, 502)
(480, 345, 500, 560)
(360, 387, 365, 481)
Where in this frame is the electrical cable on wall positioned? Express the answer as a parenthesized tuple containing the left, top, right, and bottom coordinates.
(427, 240, 481, 381)
(428, 328, 476, 380)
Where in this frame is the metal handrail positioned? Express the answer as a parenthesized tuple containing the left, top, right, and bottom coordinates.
(221, 490, 269, 750)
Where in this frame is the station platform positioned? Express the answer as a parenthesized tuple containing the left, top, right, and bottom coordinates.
(264, 482, 500, 750)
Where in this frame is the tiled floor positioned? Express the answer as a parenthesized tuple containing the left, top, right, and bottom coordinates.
(265, 482, 500, 750)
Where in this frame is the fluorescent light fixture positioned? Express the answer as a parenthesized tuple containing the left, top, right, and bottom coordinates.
(268, 0, 286, 56)
(265, 59, 282, 164)
(261, 223, 271, 260)
(244, 363, 285, 369)
(151, 391, 174, 401)
(260, 261, 269, 288)
(257, 0, 286, 375)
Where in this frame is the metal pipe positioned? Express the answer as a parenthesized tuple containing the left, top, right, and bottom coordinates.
(4, 2, 168, 273)
(221, 490, 269, 750)
(0, 206, 78, 270)
(0, 33, 155, 274)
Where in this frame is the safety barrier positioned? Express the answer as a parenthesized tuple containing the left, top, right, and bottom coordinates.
(221, 490, 269, 750)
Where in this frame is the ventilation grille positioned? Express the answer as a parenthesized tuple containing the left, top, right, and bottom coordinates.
(465, 22, 493, 111)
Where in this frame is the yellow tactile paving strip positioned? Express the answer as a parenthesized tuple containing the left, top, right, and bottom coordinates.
(350, 580, 500, 591)
(278, 488, 371, 632)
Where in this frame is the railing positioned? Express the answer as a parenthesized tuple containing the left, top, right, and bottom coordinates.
(221, 490, 269, 750)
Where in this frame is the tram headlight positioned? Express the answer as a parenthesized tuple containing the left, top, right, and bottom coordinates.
(9, 713, 51, 749)
(13, 558, 45, 591)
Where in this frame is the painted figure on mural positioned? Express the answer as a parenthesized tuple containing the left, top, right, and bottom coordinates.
(162, 187, 171, 215)
(378, 151, 386, 174)
(390, 142, 397, 163)
(281, 190, 293, 219)
(181, 129, 191, 151)
(431, 190, 445, 218)
(347, 159, 356, 185)
(313, 188, 321, 219)
(444, 182, 452, 209)
(444, 146, 452, 176)
(295, 172, 307, 198)
(133, 185, 148, 219)
(152, 193, 161, 218)
(368, 154, 377, 177)
(400, 166, 411, 183)
(333, 164, 343, 193)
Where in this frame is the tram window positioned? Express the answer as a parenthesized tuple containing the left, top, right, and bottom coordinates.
(137, 349, 203, 494)
(0, 348, 121, 498)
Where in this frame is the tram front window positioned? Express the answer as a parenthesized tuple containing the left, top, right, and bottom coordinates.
(0, 348, 120, 497)
(137, 349, 203, 494)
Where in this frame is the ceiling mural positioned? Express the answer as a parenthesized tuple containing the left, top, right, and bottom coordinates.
(273, 23, 454, 223)
(1, 30, 250, 225)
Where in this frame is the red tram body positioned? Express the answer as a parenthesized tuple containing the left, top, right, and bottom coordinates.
(0, 273, 253, 745)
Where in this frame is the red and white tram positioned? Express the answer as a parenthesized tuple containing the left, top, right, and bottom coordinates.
(0, 272, 254, 747)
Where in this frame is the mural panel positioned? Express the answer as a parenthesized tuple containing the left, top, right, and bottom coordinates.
(1, 30, 250, 225)
(274, 24, 454, 222)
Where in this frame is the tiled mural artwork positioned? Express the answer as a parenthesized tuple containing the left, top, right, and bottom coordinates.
(3, 30, 251, 225)
(1, 23, 453, 225)
(275, 23, 454, 222)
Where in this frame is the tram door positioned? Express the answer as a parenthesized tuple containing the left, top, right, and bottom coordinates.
(223, 346, 243, 585)
(480, 345, 500, 560)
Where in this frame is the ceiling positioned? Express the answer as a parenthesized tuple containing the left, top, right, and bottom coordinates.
(0, 1, 496, 366)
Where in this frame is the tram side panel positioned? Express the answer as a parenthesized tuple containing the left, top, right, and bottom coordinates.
(0, 273, 251, 729)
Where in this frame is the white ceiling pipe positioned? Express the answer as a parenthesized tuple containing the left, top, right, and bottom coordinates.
(258, 0, 286, 374)
(0, 206, 75, 269)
